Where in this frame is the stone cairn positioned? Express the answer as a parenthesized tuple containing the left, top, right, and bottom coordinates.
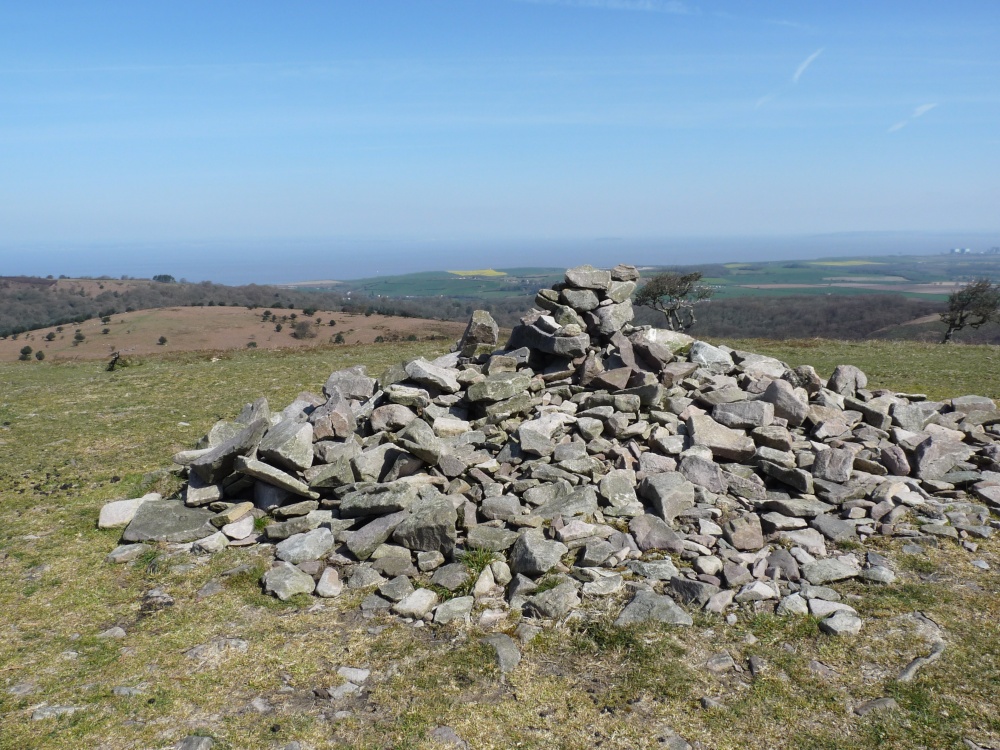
(102, 264, 1000, 635)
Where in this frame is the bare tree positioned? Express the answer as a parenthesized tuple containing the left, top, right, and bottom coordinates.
(634, 271, 714, 331)
(940, 277, 1000, 343)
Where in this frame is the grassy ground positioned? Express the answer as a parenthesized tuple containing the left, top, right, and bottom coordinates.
(1, 340, 999, 749)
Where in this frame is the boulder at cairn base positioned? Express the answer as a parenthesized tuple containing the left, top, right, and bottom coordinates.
(122, 498, 216, 543)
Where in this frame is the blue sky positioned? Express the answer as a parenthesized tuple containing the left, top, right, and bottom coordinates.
(1, 1, 999, 281)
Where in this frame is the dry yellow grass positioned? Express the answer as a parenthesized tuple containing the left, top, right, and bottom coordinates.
(1, 340, 998, 749)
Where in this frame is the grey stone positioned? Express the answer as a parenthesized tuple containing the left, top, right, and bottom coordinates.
(811, 513, 857, 542)
(812, 448, 854, 483)
(593, 300, 635, 336)
(524, 582, 580, 619)
(395, 418, 446, 465)
(122, 499, 215, 543)
(627, 515, 682, 560)
(912, 435, 975, 481)
(637, 473, 696, 523)
(688, 341, 733, 370)
(578, 539, 615, 566)
(99, 494, 157, 528)
(404, 358, 461, 393)
(189, 416, 268, 484)
(722, 514, 764, 551)
(315, 568, 343, 598)
(565, 264, 611, 290)
(370, 404, 417, 432)
(323, 366, 376, 401)
(276, 528, 335, 564)
(507, 323, 590, 358)
(458, 309, 500, 356)
(431, 563, 471, 591)
(760, 380, 809, 427)
(713, 400, 774, 430)
(802, 557, 860, 585)
(760, 461, 814, 495)
(615, 591, 693, 626)
(481, 495, 523, 521)
(669, 577, 721, 608)
(434, 596, 475, 624)
(378, 575, 415, 602)
(427, 726, 470, 749)
(481, 633, 521, 673)
(262, 562, 315, 600)
(340, 482, 418, 518)
(534, 485, 599, 520)
(761, 495, 834, 518)
(234, 456, 319, 499)
(599, 469, 643, 513)
(263, 512, 322, 541)
(259, 419, 314, 472)
(854, 697, 899, 716)
(626, 559, 680, 580)
(106, 543, 151, 564)
(880, 445, 911, 476)
(345, 510, 411, 560)
(509, 530, 569, 576)
(467, 525, 520, 552)
(349, 566, 386, 589)
(818, 610, 862, 636)
(679, 454, 729, 494)
(827, 364, 868, 397)
(687, 415, 755, 461)
(392, 588, 439, 618)
(466, 371, 531, 403)
(392, 495, 457, 555)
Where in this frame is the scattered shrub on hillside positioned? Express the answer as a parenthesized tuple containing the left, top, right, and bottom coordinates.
(292, 321, 317, 339)
(302, 307, 316, 316)
(246, 341, 257, 348)
(102, 328, 110, 335)
(274, 323, 283, 332)
(406, 334, 418, 341)
(73, 331, 85, 344)
(101, 315, 111, 324)
(374, 335, 385, 343)
(157, 336, 168, 346)
(45, 332, 56, 341)
(328, 319, 336, 327)
(18, 345, 32, 361)
(333, 333, 345, 344)
(35, 350, 44, 361)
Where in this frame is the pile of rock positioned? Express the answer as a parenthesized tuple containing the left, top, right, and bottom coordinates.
(103, 264, 1000, 635)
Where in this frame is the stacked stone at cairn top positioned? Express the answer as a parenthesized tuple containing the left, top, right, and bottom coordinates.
(104, 264, 1000, 634)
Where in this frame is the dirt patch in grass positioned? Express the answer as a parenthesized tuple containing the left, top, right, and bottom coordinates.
(0, 306, 466, 363)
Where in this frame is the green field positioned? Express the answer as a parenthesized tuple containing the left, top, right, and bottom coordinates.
(289, 254, 1000, 305)
(2, 340, 999, 749)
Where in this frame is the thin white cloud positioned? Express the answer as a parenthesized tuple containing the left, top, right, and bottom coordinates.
(754, 91, 778, 109)
(887, 102, 938, 133)
(792, 48, 823, 84)
(755, 48, 823, 108)
(513, 0, 692, 12)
